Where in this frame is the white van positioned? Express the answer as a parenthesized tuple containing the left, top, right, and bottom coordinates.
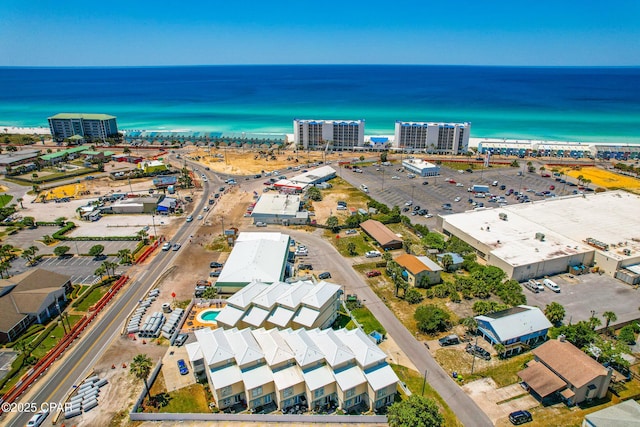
(360, 184, 369, 193)
(543, 279, 561, 292)
(524, 279, 544, 293)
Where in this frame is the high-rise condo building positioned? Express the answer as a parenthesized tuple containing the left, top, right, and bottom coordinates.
(293, 119, 365, 150)
(48, 113, 119, 141)
(393, 121, 471, 154)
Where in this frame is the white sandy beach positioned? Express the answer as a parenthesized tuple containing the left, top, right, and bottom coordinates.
(1, 125, 51, 135)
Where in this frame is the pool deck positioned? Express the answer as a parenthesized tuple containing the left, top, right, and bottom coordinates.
(184, 300, 226, 331)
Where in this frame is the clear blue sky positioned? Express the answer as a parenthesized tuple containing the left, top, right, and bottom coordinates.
(1, 0, 638, 66)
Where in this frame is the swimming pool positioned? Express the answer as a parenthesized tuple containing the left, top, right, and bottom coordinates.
(197, 309, 220, 324)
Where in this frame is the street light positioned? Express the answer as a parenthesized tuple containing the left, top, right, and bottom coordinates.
(151, 214, 157, 240)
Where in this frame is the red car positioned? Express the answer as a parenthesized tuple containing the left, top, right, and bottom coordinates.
(549, 185, 555, 190)
(366, 270, 381, 278)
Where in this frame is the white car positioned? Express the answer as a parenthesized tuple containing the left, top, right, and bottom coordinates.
(424, 213, 433, 218)
(255, 222, 267, 227)
(392, 176, 400, 180)
(454, 197, 461, 202)
(456, 183, 464, 187)
(162, 242, 171, 251)
(405, 201, 413, 206)
(26, 410, 49, 427)
(365, 250, 382, 258)
(295, 249, 308, 256)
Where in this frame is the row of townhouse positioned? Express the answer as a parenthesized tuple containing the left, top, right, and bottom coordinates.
(186, 326, 399, 413)
(215, 280, 342, 331)
(293, 119, 470, 154)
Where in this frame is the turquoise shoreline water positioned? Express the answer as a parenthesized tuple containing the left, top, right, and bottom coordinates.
(1, 65, 639, 143)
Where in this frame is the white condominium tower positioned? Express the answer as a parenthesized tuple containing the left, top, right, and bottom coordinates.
(393, 121, 471, 154)
(293, 119, 365, 150)
(48, 113, 119, 141)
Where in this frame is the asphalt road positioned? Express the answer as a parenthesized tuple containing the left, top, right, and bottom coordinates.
(287, 229, 493, 427)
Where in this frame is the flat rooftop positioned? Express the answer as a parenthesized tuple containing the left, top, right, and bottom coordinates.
(402, 158, 437, 168)
(442, 191, 640, 265)
(251, 194, 300, 216)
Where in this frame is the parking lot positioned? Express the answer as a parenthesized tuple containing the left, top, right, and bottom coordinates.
(9, 254, 129, 284)
(339, 160, 580, 227)
(523, 272, 639, 326)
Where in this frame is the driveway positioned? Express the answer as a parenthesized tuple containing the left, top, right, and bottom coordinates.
(462, 377, 538, 425)
(162, 346, 196, 393)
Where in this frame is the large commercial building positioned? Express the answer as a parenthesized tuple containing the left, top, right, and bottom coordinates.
(215, 232, 291, 293)
(438, 191, 640, 282)
(186, 326, 399, 413)
(401, 158, 440, 177)
(215, 280, 342, 331)
(393, 121, 471, 155)
(48, 113, 119, 141)
(293, 119, 365, 150)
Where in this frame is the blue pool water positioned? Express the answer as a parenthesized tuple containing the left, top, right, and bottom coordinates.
(200, 310, 220, 322)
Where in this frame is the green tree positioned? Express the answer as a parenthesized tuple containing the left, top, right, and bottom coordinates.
(549, 320, 597, 349)
(461, 317, 478, 334)
(21, 216, 35, 228)
(130, 354, 153, 400)
(102, 260, 118, 278)
(21, 245, 39, 265)
(440, 254, 454, 272)
(137, 228, 149, 244)
(414, 305, 450, 334)
(94, 264, 106, 278)
(201, 287, 218, 299)
(326, 216, 339, 232)
(618, 325, 636, 345)
(494, 343, 507, 359)
(380, 151, 388, 163)
(306, 186, 322, 201)
(346, 241, 357, 256)
(117, 249, 133, 265)
(602, 311, 617, 330)
(422, 232, 445, 251)
(16, 197, 24, 209)
(54, 245, 71, 257)
(544, 302, 566, 325)
(387, 394, 444, 427)
(88, 244, 105, 258)
(359, 155, 365, 161)
(405, 288, 424, 304)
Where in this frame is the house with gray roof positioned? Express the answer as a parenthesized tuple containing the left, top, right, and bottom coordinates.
(475, 305, 552, 356)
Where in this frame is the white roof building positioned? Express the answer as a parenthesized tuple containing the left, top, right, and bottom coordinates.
(215, 232, 290, 293)
(187, 326, 399, 412)
(251, 194, 307, 225)
(216, 280, 342, 331)
(290, 166, 337, 185)
(475, 305, 553, 354)
(439, 190, 640, 281)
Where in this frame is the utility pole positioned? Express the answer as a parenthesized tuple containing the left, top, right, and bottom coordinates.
(421, 369, 428, 395)
(470, 334, 479, 374)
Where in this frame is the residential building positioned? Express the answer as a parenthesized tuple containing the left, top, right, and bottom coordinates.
(518, 337, 612, 406)
(215, 232, 290, 294)
(250, 194, 307, 225)
(293, 119, 365, 150)
(0, 269, 72, 343)
(48, 113, 118, 141)
(393, 121, 471, 154)
(438, 190, 640, 281)
(475, 305, 552, 355)
(0, 149, 41, 174)
(582, 399, 640, 427)
(394, 254, 442, 287)
(186, 326, 399, 412)
(436, 252, 464, 272)
(359, 220, 402, 250)
(39, 146, 89, 165)
(216, 280, 341, 331)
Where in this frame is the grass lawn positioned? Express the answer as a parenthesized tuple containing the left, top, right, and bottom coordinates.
(391, 364, 463, 427)
(386, 223, 426, 255)
(75, 285, 110, 312)
(146, 371, 210, 413)
(31, 314, 83, 359)
(347, 306, 386, 335)
(325, 230, 375, 257)
(0, 194, 13, 208)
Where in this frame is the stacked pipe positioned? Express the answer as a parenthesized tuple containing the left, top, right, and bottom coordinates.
(64, 375, 109, 419)
(161, 308, 185, 338)
(138, 312, 165, 338)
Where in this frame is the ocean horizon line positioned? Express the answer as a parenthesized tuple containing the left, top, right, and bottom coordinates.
(1, 64, 640, 70)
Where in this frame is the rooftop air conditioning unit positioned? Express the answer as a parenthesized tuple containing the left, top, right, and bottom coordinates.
(535, 232, 545, 241)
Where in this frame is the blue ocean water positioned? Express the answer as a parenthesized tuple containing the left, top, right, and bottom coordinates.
(0, 65, 639, 142)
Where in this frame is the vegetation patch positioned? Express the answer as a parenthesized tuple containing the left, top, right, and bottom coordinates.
(325, 230, 375, 257)
(346, 304, 386, 335)
(0, 194, 13, 208)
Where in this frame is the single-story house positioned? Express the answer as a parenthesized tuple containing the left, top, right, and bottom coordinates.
(436, 252, 465, 271)
(394, 254, 442, 286)
(0, 269, 72, 343)
(475, 305, 552, 355)
(359, 220, 402, 250)
(582, 399, 640, 427)
(518, 337, 612, 406)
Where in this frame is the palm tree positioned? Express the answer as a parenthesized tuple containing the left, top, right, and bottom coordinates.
(602, 311, 617, 330)
(16, 198, 24, 209)
(494, 343, 506, 358)
(117, 249, 132, 265)
(130, 354, 153, 400)
(137, 229, 149, 244)
(102, 260, 119, 278)
(441, 254, 454, 272)
(94, 264, 106, 278)
(461, 317, 478, 334)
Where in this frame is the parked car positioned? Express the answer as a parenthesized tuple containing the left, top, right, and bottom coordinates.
(162, 242, 171, 251)
(177, 359, 189, 375)
(422, 181, 429, 185)
(509, 410, 532, 425)
(402, 207, 410, 212)
(365, 250, 382, 258)
(210, 261, 224, 268)
(209, 270, 221, 277)
(525, 279, 544, 293)
(298, 263, 313, 270)
(542, 278, 561, 292)
(26, 410, 49, 427)
(255, 221, 267, 227)
(318, 272, 331, 280)
(174, 333, 188, 347)
(345, 229, 357, 235)
(438, 334, 460, 347)
(366, 270, 382, 278)
(466, 343, 491, 360)
(295, 248, 308, 256)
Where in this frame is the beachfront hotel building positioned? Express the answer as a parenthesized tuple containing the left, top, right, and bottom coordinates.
(293, 119, 365, 151)
(48, 113, 119, 142)
(393, 121, 471, 154)
(186, 326, 399, 413)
